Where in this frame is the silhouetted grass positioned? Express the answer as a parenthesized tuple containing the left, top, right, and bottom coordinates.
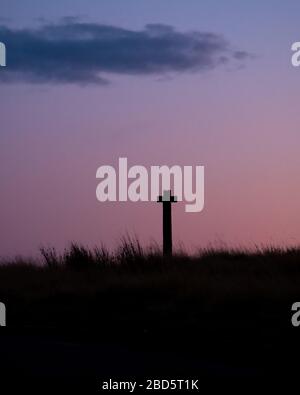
(0, 239, 300, 330)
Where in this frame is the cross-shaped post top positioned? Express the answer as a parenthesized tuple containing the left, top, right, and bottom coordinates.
(157, 190, 178, 203)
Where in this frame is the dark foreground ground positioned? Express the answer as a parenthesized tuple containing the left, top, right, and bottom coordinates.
(0, 243, 300, 391)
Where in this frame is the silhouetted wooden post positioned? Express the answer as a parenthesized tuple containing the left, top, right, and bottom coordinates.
(157, 190, 177, 256)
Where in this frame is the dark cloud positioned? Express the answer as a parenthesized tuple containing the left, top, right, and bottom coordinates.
(0, 21, 250, 85)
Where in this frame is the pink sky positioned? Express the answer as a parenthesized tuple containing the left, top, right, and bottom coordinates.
(1, 1, 300, 257)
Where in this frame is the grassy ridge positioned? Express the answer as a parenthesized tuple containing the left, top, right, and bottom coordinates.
(0, 240, 299, 331)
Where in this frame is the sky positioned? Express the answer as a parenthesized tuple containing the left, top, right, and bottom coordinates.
(1, 0, 300, 257)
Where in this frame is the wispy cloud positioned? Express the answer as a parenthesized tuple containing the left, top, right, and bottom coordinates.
(0, 21, 251, 85)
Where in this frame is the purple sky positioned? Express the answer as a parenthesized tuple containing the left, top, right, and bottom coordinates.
(1, 1, 300, 257)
